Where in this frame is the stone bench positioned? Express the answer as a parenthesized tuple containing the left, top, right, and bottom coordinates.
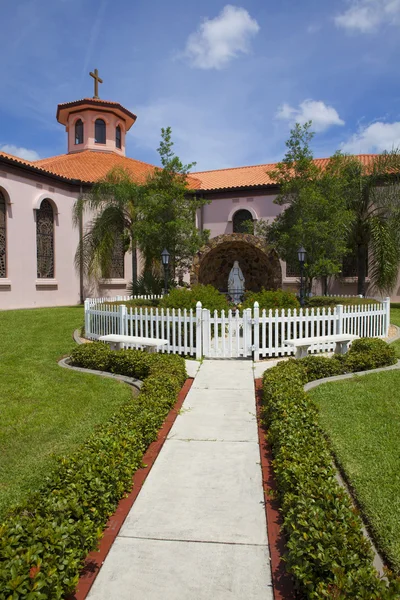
(99, 334, 168, 353)
(283, 334, 359, 359)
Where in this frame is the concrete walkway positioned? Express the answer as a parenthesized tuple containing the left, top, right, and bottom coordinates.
(87, 360, 273, 600)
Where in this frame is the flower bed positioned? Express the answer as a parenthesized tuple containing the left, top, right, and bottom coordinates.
(261, 338, 400, 598)
(0, 345, 186, 599)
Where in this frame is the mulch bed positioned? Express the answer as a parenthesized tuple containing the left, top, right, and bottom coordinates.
(254, 378, 298, 600)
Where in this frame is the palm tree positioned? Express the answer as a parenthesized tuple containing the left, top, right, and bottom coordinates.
(73, 166, 144, 283)
(329, 150, 400, 296)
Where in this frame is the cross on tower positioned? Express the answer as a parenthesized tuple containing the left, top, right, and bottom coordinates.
(89, 68, 103, 99)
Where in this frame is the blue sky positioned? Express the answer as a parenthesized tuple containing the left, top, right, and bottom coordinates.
(1, 0, 400, 171)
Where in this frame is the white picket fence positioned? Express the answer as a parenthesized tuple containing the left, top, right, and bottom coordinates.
(85, 294, 162, 306)
(84, 297, 390, 360)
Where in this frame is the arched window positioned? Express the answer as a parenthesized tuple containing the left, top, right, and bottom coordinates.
(116, 125, 122, 149)
(95, 118, 106, 144)
(233, 209, 253, 233)
(75, 119, 84, 144)
(36, 199, 54, 278)
(109, 233, 125, 278)
(0, 191, 6, 278)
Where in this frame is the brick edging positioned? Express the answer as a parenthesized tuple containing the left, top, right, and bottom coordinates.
(68, 377, 194, 600)
(254, 379, 297, 600)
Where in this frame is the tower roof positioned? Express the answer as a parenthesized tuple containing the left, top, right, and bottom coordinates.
(56, 98, 137, 130)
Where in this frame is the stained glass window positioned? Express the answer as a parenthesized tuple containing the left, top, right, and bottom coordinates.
(36, 199, 54, 278)
(109, 234, 125, 278)
(95, 119, 106, 144)
(116, 125, 122, 149)
(233, 209, 253, 233)
(75, 119, 84, 144)
(0, 191, 6, 278)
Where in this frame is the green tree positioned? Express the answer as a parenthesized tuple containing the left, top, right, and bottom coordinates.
(73, 166, 143, 282)
(327, 151, 400, 295)
(265, 123, 353, 294)
(74, 127, 209, 287)
(135, 126, 209, 281)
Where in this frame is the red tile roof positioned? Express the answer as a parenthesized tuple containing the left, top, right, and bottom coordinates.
(34, 150, 158, 184)
(57, 97, 124, 108)
(56, 98, 137, 129)
(0, 149, 378, 191)
(191, 155, 378, 191)
(0, 150, 76, 182)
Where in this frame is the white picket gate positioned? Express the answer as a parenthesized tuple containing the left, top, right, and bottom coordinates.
(84, 297, 391, 360)
(201, 307, 253, 358)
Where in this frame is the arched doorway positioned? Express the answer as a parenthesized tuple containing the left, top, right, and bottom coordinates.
(191, 234, 282, 292)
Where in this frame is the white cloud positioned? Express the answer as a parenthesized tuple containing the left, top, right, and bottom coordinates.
(0, 144, 40, 161)
(276, 99, 345, 132)
(341, 121, 400, 152)
(335, 0, 400, 32)
(183, 5, 260, 69)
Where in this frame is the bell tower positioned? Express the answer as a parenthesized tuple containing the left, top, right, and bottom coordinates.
(56, 69, 137, 156)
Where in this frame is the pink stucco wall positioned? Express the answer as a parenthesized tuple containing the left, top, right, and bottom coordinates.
(201, 192, 292, 285)
(0, 168, 80, 309)
(1, 163, 399, 310)
(0, 166, 133, 310)
(201, 193, 397, 300)
(66, 109, 126, 156)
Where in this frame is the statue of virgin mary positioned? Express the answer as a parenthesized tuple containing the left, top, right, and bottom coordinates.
(228, 261, 245, 303)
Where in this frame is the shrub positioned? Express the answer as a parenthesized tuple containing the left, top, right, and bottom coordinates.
(242, 289, 300, 311)
(306, 296, 380, 308)
(345, 337, 397, 371)
(69, 341, 112, 371)
(0, 347, 186, 598)
(296, 354, 346, 381)
(261, 342, 400, 598)
(127, 271, 165, 296)
(159, 284, 229, 312)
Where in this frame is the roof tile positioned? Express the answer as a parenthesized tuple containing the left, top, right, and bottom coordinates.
(1, 149, 378, 191)
(191, 155, 378, 191)
(34, 150, 157, 184)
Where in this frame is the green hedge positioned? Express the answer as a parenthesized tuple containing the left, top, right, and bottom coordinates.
(0, 346, 186, 599)
(306, 296, 380, 308)
(261, 339, 399, 598)
(159, 284, 229, 312)
(241, 289, 300, 311)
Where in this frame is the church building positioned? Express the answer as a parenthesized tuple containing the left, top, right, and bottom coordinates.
(0, 73, 396, 309)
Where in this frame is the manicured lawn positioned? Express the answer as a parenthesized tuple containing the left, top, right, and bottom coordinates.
(391, 307, 400, 358)
(309, 370, 400, 573)
(391, 307, 400, 327)
(0, 306, 132, 519)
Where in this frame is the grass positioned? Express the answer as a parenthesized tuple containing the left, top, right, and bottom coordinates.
(0, 306, 132, 519)
(390, 307, 400, 357)
(309, 370, 400, 573)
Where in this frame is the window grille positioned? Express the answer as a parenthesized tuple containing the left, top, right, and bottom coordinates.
(0, 192, 6, 278)
(233, 209, 253, 233)
(36, 199, 54, 278)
